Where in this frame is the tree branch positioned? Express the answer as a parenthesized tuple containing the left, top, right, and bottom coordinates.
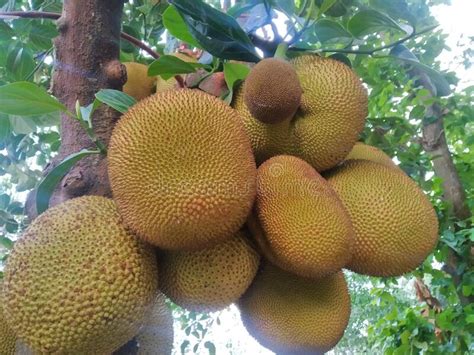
(316, 25, 438, 55)
(0, 10, 185, 87)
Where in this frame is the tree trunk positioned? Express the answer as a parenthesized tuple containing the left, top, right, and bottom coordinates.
(412, 68, 473, 306)
(27, 0, 126, 218)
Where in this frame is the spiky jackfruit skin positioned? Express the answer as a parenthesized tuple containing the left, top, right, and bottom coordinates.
(108, 89, 257, 251)
(248, 155, 354, 278)
(345, 142, 397, 168)
(239, 263, 351, 354)
(326, 160, 439, 276)
(233, 55, 367, 171)
(159, 230, 260, 312)
(244, 58, 302, 124)
(123, 62, 156, 101)
(0, 281, 16, 355)
(135, 293, 174, 355)
(3, 196, 158, 354)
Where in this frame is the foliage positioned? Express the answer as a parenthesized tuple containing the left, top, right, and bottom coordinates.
(0, 0, 472, 354)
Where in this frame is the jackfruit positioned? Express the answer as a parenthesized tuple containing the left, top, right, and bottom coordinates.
(233, 55, 367, 171)
(0, 281, 16, 355)
(244, 58, 302, 124)
(156, 52, 197, 92)
(135, 293, 174, 355)
(239, 262, 351, 354)
(108, 89, 257, 251)
(123, 62, 156, 101)
(3, 196, 158, 354)
(345, 142, 397, 168)
(326, 160, 438, 276)
(248, 155, 354, 278)
(159, 230, 260, 312)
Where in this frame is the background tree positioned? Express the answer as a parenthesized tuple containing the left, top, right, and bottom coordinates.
(0, 0, 472, 354)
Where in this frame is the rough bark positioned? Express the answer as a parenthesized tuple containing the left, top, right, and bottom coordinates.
(411, 68, 473, 306)
(25, 0, 126, 218)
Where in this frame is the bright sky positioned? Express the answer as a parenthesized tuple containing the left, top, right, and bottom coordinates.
(172, 1, 474, 354)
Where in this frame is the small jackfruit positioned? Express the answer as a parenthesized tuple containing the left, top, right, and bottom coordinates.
(233, 55, 367, 171)
(248, 155, 354, 278)
(345, 142, 397, 168)
(0, 281, 16, 355)
(108, 89, 257, 251)
(326, 160, 439, 276)
(244, 58, 302, 124)
(123, 62, 156, 101)
(239, 262, 351, 354)
(159, 230, 260, 312)
(3, 196, 158, 354)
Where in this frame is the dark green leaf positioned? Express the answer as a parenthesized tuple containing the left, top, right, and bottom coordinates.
(0, 236, 14, 250)
(170, 0, 260, 62)
(29, 23, 57, 50)
(95, 89, 137, 114)
(390, 45, 451, 97)
(6, 45, 35, 81)
(163, 5, 201, 48)
(369, 0, 415, 25)
(348, 10, 406, 38)
(314, 19, 352, 44)
(148, 55, 207, 80)
(36, 149, 101, 214)
(318, 0, 338, 15)
(329, 53, 352, 67)
(204, 341, 216, 355)
(0, 194, 10, 209)
(180, 340, 190, 354)
(0, 82, 67, 116)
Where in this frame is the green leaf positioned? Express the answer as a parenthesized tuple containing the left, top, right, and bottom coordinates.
(204, 341, 216, 355)
(6, 44, 35, 81)
(223, 62, 250, 92)
(0, 82, 67, 116)
(390, 45, 451, 97)
(318, 0, 338, 16)
(348, 10, 405, 38)
(148, 55, 207, 80)
(0, 236, 14, 250)
(163, 6, 201, 48)
(369, 0, 415, 25)
(222, 62, 250, 104)
(314, 19, 352, 44)
(466, 314, 474, 324)
(36, 149, 101, 215)
(170, 0, 260, 62)
(95, 89, 136, 114)
(0, 194, 10, 209)
(9, 112, 60, 134)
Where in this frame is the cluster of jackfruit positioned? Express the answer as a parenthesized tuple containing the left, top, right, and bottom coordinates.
(0, 53, 438, 354)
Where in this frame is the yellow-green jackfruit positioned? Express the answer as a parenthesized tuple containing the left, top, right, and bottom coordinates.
(3, 196, 158, 354)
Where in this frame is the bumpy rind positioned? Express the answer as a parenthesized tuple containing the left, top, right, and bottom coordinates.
(3, 196, 158, 354)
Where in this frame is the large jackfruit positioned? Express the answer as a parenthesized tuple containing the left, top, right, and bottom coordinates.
(108, 89, 257, 251)
(326, 160, 439, 276)
(159, 230, 260, 312)
(123, 62, 156, 101)
(345, 142, 397, 169)
(0, 281, 16, 355)
(244, 58, 302, 124)
(248, 155, 354, 278)
(3, 196, 158, 354)
(233, 55, 367, 171)
(239, 262, 351, 354)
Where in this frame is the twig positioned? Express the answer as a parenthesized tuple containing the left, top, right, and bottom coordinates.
(317, 25, 438, 55)
(0, 10, 185, 88)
